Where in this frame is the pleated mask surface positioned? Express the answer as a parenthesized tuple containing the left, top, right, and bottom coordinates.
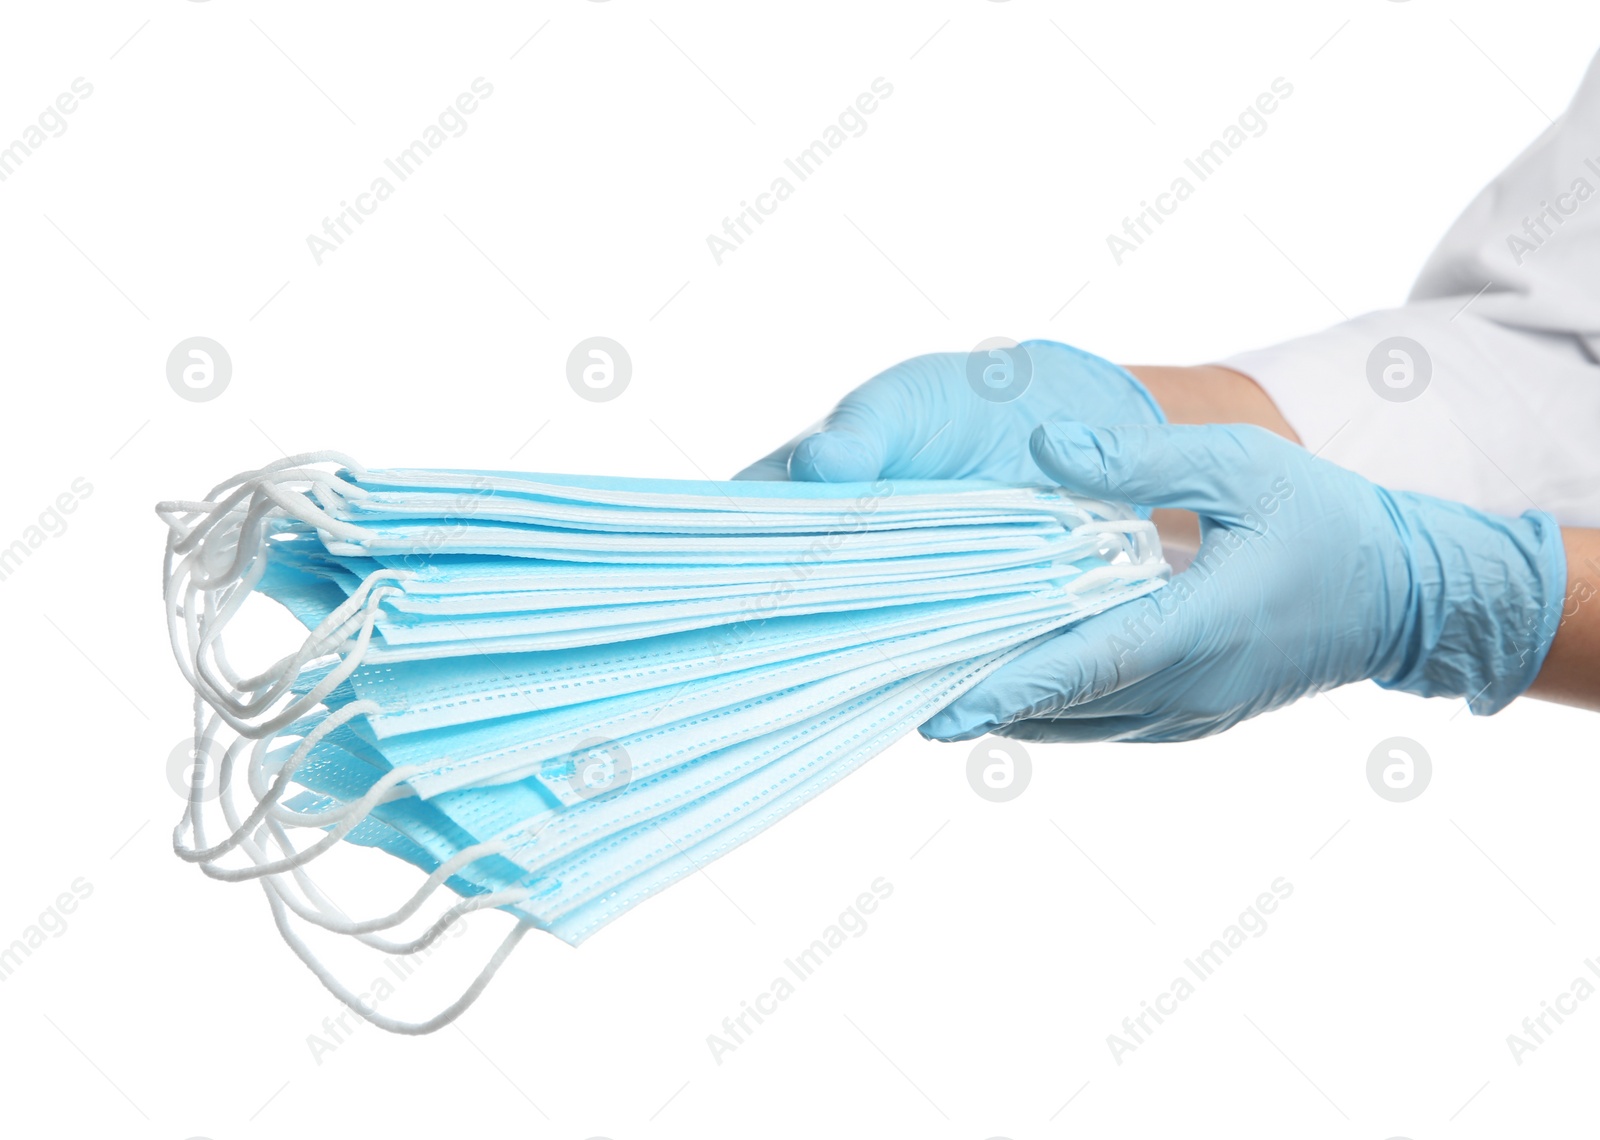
(159, 452, 1167, 1033)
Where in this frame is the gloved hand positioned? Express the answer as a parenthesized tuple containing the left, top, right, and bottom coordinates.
(733, 340, 1163, 482)
(922, 421, 1568, 742)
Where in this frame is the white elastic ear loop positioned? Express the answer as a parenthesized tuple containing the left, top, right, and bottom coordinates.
(1069, 516, 1154, 547)
(269, 862, 540, 956)
(160, 457, 377, 692)
(195, 569, 394, 708)
(1068, 518, 1164, 570)
(169, 548, 273, 706)
(199, 450, 367, 503)
(1080, 517, 1162, 564)
(262, 834, 537, 947)
(176, 698, 232, 849)
(174, 582, 397, 746)
(183, 568, 402, 731)
(174, 699, 409, 873)
(225, 770, 538, 948)
(262, 880, 536, 1035)
(1055, 527, 1169, 595)
(1038, 496, 1098, 530)
(194, 765, 417, 881)
(237, 576, 406, 701)
(252, 751, 634, 947)
(1064, 561, 1169, 594)
(180, 715, 475, 960)
(200, 584, 258, 694)
(175, 678, 431, 897)
(203, 723, 549, 957)
(246, 734, 417, 831)
(244, 732, 394, 827)
(164, 469, 368, 588)
(164, 500, 401, 732)
(223, 566, 411, 696)
(168, 455, 367, 544)
(173, 706, 303, 867)
(1062, 494, 1138, 524)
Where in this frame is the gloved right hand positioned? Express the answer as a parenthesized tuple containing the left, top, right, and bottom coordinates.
(732, 340, 1163, 483)
(920, 421, 1569, 742)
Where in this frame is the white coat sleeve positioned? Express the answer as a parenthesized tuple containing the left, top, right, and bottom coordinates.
(1217, 51, 1600, 528)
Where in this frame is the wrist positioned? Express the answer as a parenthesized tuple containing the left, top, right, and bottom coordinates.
(1124, 365, 1301, 443)
(1526, 528, 1600, 710)
(1372, 491, 1567, 714)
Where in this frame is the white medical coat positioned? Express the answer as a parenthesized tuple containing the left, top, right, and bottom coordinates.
(1222, 51, 1600, 527)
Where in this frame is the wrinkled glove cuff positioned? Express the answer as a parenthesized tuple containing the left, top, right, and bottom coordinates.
(1375, 493, 1567, 715)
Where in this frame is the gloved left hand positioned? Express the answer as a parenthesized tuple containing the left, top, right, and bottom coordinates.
(734, 340, 1162, 483)
(922, 421, 1568, 743)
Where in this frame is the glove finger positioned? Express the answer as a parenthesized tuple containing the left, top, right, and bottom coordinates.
(788, 426, 885, 482)
(1031, 421, 1290, 527)
(791, 356, 975, 482)
(995, 711, 1233, 744)
(990, 714, 1159, 743)
(786, 368, 917, 482)
(732, 419, 825, 481)
(920, 594, 1198, 740)
(732, 452, 794, 481)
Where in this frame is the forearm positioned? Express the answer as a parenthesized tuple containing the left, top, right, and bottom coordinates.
(1527, 528, 1600, 711)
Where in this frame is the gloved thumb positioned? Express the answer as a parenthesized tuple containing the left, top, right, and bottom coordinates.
(1030, 421, 1278, 524)
(785, 354, 956, 482)
(788, 422, 887, 482)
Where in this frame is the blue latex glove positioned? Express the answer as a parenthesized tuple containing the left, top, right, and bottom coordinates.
(923, 422, 1568, 742)
(733, 340, 1162, 482)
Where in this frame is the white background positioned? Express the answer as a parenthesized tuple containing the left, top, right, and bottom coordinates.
(1, 1, 1596, 1136)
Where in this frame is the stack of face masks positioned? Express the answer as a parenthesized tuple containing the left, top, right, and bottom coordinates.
(159, 452, 1168, 1032)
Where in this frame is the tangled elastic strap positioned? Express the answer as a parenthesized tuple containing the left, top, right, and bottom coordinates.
(160, 455, 534, 1032)
(160, 453, 1165, 1033)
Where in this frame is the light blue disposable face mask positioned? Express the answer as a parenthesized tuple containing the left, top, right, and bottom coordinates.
(297, 590, 1147, 803)
(360, 540, 1085, 591)
(326, 490, 1071, 534)
(283, 643, 1042, 943)
(158, 453, 1167, 1034)
(290, 587, 1149, 737)
(317, 518, 1073, 562)
(308, 463, 1117, 558)
(258, 542, 1139, 650)
(327, 647, 1038, 942)
(286, 657, 985, 879)
(322, 465, 1096, 525)
(271, 533, 1104, 615)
